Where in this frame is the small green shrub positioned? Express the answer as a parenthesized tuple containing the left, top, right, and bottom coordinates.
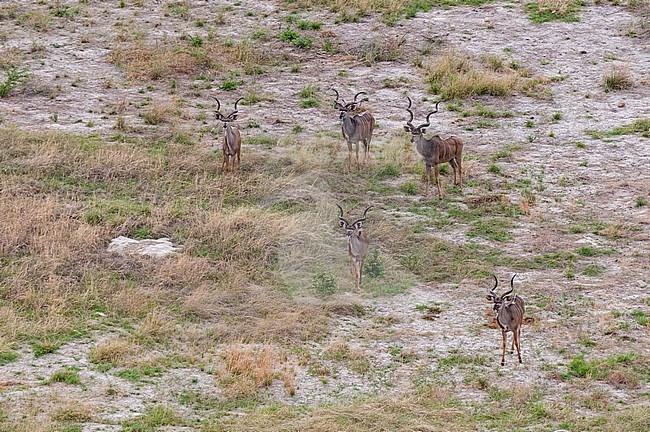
(0, 67, 29, 97)
(0, 350, 19, 366)
(50, 368, 81, 385)
(488, 164, 501, 174)
(311, 269, 337, 295)
(400, 181, 419, 195)
(630, 310, 649, 326)
(365, 247, 385, 278)
(278, 28, 314, 49)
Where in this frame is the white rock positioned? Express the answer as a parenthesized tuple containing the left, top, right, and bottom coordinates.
(107, 236, 182, 258)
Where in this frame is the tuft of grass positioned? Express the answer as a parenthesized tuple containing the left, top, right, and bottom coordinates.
(278, 27, 314, 49)
(356, 36, 405, 65)
(466, 218, 513, 242)
(311, 268, 338, 296)
(50, 367, 82, 385)
(630, 310, 649, 326)
(121, 405, 180, 432)
(115, 366, 163, 383)
(298, 83, 320, 108)
(0, 66, 29, 97)
(574, 246, 617, 257)
(365, 247, 385, 278)
(604, 65, 633, 92)
(526, 0, 582, 23)
(400, 181, 420, 195)
(636, 196, 648, 208)
(426, 50, 530, 100)
(109, 42, 203, 80)
(0, 350, 19, 366)
(565, 352, 640, 385)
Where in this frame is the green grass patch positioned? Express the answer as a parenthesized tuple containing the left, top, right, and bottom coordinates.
(574, 246, 617, 257)
(50, 367, 82, 385)
(630, 310, 649, 326)
(466, 218, 513, 242)
(525, 1, 582, 23)
(585, 118, 650, 139)
(0, 350, 19, 365)
(115, 365, 164, 383)
(121, 405, 180, 432)
(564, 352, 637, 381)
(85, 199, 151, 226)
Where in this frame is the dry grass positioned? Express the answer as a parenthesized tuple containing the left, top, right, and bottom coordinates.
(18, 10, 52, 32)
(604, 65, 633, 91)
(109, 41, 202, 80)
(88, 337, 139, 367)
(141, 100, 178, 125)
(216, 343, 295, 399)
(426, 50, 529, 99)
(0, 127, 336, 349)
(538, 0, 575, 15)
(50, 398, 93, 422)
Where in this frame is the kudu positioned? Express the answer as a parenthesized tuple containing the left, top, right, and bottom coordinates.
(337, 204, 371, 290)
(486, 274, 525, 366)
(332, 88, 375, 170)
(213, 96, 243, 173)
(403, 97, 463, 199)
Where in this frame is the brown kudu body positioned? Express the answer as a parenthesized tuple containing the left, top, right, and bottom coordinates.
(332, 89, 375, 170)
(403, 97, 463, 199)
(213, 96, 243, 174)
(337, 205, 371, 290)
(486, 274, 525, 366)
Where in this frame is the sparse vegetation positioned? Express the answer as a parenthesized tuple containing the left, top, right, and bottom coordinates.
(0, 2, 648, 430)
(526, 0, 582, 23)
(604, 65, 633, 91)
(0, 66, 28, 97)
(425, 50, 540, 99)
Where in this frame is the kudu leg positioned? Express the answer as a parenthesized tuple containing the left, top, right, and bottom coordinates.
(434, 164, 442, 199)
(347, 145, 352, 171)
(501, 330, 507, 366)
(364, 140, 371, 165)
(425, 164, 431, 196)
(355, 263, 361, 290)
(449, 159, 457, 186)
(516, 328, 522, 364)
(457, 156, 463, 189)
(222, 155, 228, 174)
(237, 151, 241, 172)
(355, 142, 360, 170)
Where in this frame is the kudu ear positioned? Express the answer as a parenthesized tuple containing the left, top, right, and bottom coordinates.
(338, 220, 346, 228)
(230, 114, 238, 121)
(486, 294, 496, 302)
(403, 125, 411, 132)
(354, 221, 363, 229)
(419, 127, 426, 134)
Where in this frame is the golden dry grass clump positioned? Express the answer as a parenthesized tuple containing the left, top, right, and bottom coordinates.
(537, 0, 575, 14)
(426, 50, 540, 100)
(109, 35, 269, 82)
(216, 343, 296, 399)
(109, 41, 201, 80)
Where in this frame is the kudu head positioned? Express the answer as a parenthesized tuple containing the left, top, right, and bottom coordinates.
(332, 88, 369, 120)
(212, 96, 244, 128)
(486, 274, 517, 314)
(336, 204, 372, 237)
(403, 96, 441, 143)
